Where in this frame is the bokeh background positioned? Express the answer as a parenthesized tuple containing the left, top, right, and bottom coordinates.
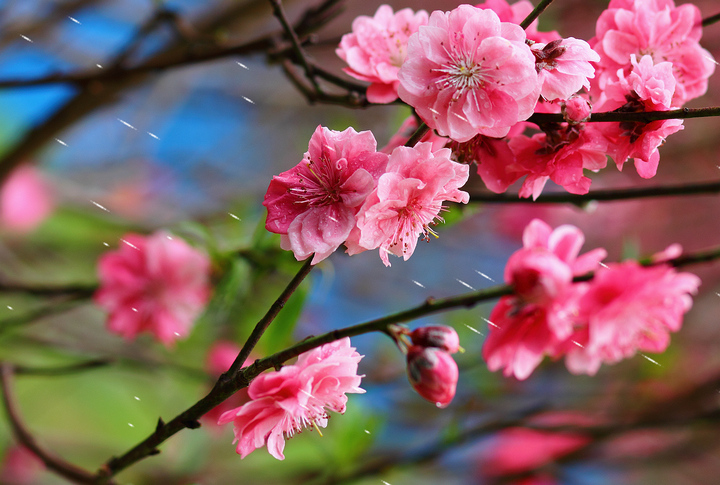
(0, 0, 719, 483)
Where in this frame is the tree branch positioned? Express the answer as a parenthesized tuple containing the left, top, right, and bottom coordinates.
(0, 363, 105, 484)
(520, 0, 555, 30)
(529, 106, 720, 124)
(468, 180, 720, 204)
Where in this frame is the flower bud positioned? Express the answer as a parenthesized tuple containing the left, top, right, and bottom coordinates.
(562, 96, 592, 124)
(406, 346, 458, 408)
(409, 325, 460, 354)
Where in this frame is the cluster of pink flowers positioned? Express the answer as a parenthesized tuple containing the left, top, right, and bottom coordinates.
(94, 231, 212, 346)
(482, 219, 700, 379)
(335, 0, 715, 199)
(263, 125, 469, 266)
(217, 338, 364, 460)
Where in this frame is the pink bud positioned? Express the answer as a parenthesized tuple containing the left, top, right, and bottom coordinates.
(562, 96, 592, 124)
(406, 346, 458, 408)
(409, 325, 460, 354)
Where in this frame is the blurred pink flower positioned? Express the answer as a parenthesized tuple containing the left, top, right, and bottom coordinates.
(336, 5, 428, 103)
(0, 165, 54, 233)
(406, 345, 458, 408)
(397, 5, 539, 142)
(0, 445, 44, 485)
(565, 250, 700, 375)
(95, 231, 211, 346)
(218, 337, 364, 460)
(264, 125, 388, 264)
(591, 0, 715, 105)
(483, 219, 606, 379)
(346, 142, 469, 266)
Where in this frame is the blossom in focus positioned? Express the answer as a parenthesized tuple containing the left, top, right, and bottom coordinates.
(564, 250, 700, 375)
(264, 126, 388, 265)
(532, 38, 600, 101)
(336, 5, 428, 104)
(591, 0, 715, 105)
(0, 165, 54, 233)
(202, 341, 253, 427)
(218, 337, 364, 460)
(347, 142, 469, 266)
(595, 55, 683, 178)
(94, 231, 211, 346)
(397, 5, 539, 142)
(482, 219, 606, 379)
(406, 345, 458, 407)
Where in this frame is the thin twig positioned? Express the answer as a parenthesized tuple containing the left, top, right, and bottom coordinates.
(0, 363, 104, 484)
(269, 0, 320, 91)
(468, 180, 720, 204)
(520, 0, 555, 30)
(405, 122, 430, 147)
(13, 359, 111, 377)
(702, 11, 720, 27)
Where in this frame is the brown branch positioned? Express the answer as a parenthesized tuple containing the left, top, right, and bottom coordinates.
(0, 362, 106, 484)
(269, 0, 320, 91)
(520, 0, 555, 30)
(468, 180, 720, 204)
(702, 11, 720, 27)
(13, 359, 110, 377)
(528, 106, 720, 124)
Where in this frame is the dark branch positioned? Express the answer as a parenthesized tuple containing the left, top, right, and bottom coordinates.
(529, 106, 720, 124)
(520, 0, 555, 30)
(468, 180, 720, 204)
(0, 363, 105, 484)
(702, 11, 720, 27)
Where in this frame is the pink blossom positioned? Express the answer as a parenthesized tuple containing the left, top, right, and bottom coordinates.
(380, 116, 447, 154)
(409, 325, 461, 354)
(0, 165, 54, 233)
(218, 337, 364, 460)
(595, 55, 683, 178)
(482, 219, 606, 380)
(480, 412, 592, 477)
(397, 5, 540, 142)
(510, 122, 608, 199)
(336, 5, 428, 103)
(95, 231, 211, 346)
(476, 0, 560, 43)
(564, 250, 700, 375)
(347, 142, 469, 266)
(263, 126, 388, 264)
(591, 0, 715, 105)
(532, 38, 600, 101)
(406, 345, 458, 407)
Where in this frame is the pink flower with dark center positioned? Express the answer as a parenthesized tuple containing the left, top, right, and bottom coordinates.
(346, 142, 469, 266)
(595, 55, 683, 178)
(476, 0, 560, 44)
(263, 126, 389, 264)
(336, 5, 428, 103)
(0, 165, 54, 233)
(94, 231, 211, 346)
(564, 249, 700, 375)
(591, 0, 715, 105)
(509, 122, 608, 199)
(397, 5, 540, 142)
(406, 345, 458, 407)
(532, 38, 600, 101)
(218, 338, 364, 460)
(483, 219, 606, 379)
